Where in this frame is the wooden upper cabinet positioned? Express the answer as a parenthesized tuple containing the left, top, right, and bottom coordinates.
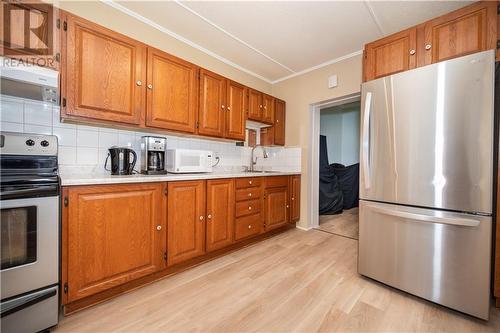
(64, 183, 166, 303)
(248, 89, 263, 121)
(198, 69, 226, 137)
(62, 13, 146, 125)
(225, 81, 247, 141)
(274, 99, 286, 146)
(419, 1, 497, 66)
(167, 180, 206, 265)
(364, 27, 417, 82)
(264, 186, 289, 231)
(146, 47, 198, 133)
(289, 175, 301, 223)
(260, 127, 274, 146)
(206, 179, 234, 252)
(262, 94, 275, 124)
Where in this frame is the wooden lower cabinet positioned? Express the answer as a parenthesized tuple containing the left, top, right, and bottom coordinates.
(289, 175, 301, 222)
(62, 183, 166, 303)
(264, 186, 289, 231)
(206, 179, 234, 252)
(167, 180, 206, 265)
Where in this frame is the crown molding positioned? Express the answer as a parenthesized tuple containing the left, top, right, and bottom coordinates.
(270, 50, 363, 84)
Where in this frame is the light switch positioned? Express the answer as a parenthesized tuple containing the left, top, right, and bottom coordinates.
(328, 75, 338, 88)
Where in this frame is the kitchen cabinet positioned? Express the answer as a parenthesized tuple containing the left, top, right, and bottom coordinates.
(262, 94, 275, 124)
(167, 180, 206, 265)
(260, 127, 274, 146)
(1, 2, 60, 70)
(264, 187, 289, 231)
(61, 12, 146, 125)
(63, 183, 166, 303)
(225, 80, 247, 140)
(146, 47, 198, 133)
(364, 28, 417, 82)
(418, 1, 497, 67)
(289, 175, 301, 222)
(234, 177, 263, 241)
(274, 99, 286, 146)
(198, 69, 226, 137)
(206, 179, 234, 252)
(248, 88, 263, 121)
(363, 1, 497, 82)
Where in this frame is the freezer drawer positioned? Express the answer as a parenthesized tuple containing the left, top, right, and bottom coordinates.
(358, 200, 491, 319)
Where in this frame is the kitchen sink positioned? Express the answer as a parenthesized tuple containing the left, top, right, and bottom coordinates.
(244, 170, 281, 174)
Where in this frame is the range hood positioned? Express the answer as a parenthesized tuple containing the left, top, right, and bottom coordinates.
(0, 57, 59, 104)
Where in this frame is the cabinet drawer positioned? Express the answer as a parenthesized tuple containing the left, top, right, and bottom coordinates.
(236, 187, 262, 201)
(235, 177, 261, 189)
(235, 199, 261, 217)
(235, 214, 262, 241)
(265, 176, 288, 188)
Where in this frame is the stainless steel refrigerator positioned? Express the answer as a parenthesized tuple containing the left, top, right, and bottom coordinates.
(358, 50, 495, 320)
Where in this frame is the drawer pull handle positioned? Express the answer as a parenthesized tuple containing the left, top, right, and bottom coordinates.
(248, 193, 252, 197)
(248, 206, 252, 210)
(156, 225, 162, 231)
(249, 180, 252, 185)
(248, 225, 252, 229)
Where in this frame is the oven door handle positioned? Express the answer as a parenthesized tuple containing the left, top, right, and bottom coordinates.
(0, 286, 57, 318)
(0, 185, 59, 200)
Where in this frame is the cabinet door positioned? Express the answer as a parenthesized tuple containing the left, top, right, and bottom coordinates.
(264, 187, 289, 231)
(1, 2, 60, 70)
(62, 13, 146, 124)
(364, 28, 417, 82)
(420, 1, 496, 66)
(225, 81, 247, 140)
(274, 99, 286, 146)
(167, 180, 206, 265)
(262, 94, 275, 124)
(248, 89, 262, 121)
(206, 179, 234, 252)
(198, 69, 226, 137)
(289, 175, 301, 223)
(146, 48, 198, 133)
(65, 183, 166, 303)
(260, 127, 274, 146)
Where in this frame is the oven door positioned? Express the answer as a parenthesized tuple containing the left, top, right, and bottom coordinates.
(0, 196, 59, 299)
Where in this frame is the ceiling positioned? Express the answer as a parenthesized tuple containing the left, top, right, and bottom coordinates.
(106, 0, 473, 83)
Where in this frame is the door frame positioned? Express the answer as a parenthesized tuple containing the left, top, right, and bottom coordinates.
(307, 92, 361, 229)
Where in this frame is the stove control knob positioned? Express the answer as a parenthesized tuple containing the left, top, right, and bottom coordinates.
(26, 139, 35, 146)
(40, 140, 50, 147)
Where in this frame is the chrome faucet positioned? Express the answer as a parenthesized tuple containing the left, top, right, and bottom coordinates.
(250, 145, 268, 172)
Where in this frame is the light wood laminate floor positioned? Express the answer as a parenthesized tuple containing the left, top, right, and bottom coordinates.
(56, 229, 500, 332)
(318, 207, 359, 240)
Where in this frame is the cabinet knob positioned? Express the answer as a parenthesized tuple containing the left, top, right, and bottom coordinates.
(249, 180, 252, 185)
(147, 84, 153, 89)
(425, 44, 432, 50)
(409, 49, 416, 55)
(286, 205, 289, 208)
(207, 214, 212, 219)
(227, 106, 231, 110)
(259, 105, 263, 108)
(136, 80, 142, 86)
(199, 216, 204, 221)
(248, 225, 252, 229)
(276, 119, 279, 123)
(156, 225, 162, 231)
(248, 206, 252, 211)
(291, 197, 295, 201)
(221, 105, 225, 109)
(248, 193, 252, 197)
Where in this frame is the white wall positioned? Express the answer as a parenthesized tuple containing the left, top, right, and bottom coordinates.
(320, 103, 360, 166)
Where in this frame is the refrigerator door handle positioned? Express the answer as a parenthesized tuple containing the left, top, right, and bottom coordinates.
(368, 205, 480, 227)
(362, 91, 372, 188)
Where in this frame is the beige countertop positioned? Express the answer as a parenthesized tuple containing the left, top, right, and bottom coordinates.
(60, 169, 301, 186)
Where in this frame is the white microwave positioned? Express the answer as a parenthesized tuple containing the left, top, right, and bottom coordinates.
(166, 149, 213, 173)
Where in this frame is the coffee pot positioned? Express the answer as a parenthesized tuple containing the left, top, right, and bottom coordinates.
(104, 146, 137, 175)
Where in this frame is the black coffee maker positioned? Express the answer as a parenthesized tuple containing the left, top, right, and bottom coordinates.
(104, 146, 137, 175)
(141, 136, 167, 175)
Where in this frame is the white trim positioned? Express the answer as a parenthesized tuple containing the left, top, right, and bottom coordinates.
(307, 93, 361, 230)
(173, 0, 296, 75)
(100, 0, 273, 84)
(295, 225, 313, 231)
(271, 50, 363, 84)
(363, 0, 385, 35)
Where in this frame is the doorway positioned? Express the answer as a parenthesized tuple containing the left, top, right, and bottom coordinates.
(306, 93, 360, 238)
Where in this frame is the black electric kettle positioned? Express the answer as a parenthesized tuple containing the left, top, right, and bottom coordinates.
(104, 146, 137, 175)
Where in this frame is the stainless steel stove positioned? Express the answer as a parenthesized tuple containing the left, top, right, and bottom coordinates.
(0, 132, 60, 332)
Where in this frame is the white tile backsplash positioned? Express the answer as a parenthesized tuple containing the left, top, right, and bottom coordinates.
(0, 95, 301, 171)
